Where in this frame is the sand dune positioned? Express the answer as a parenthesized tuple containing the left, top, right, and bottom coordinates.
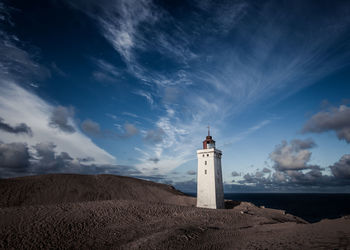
(0, 174, 195, 208)
(0, 174, 349, 249)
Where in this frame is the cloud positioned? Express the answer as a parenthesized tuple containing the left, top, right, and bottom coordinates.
(122, 123, 138, 138)
(0, 5, 50, 81)
(222, 120, 271, 147)
(49, 106, 76, 133)
(67, 0, 160, 63)
(194, 0, 248, 33)
(122, 112, 138, 118)
(92, 58, 120, 83)
(231, 171, 240, 177)
(51, 62, 67, 77)
(144, 128, 165, 144)
(81, 118, 138, 139)
(81, 119, 101, 136)
(148, 157, 160, 164)
(187, 170, 196, 175)
(0, 142, 30, 175)
(330, 154, 350, 179)
(134, 90, 154, 105)
(303, 105, 350, 143)
(0, 117, 32, 136)
(0, 2, 116, 171)
(269, 139, 317, 171)
(0, 81, 115, 166)
(262, 168, 271, 173)
(65, 0, 350, 177)
(232, 138, 350, 192)
(0, 140, 141, 179)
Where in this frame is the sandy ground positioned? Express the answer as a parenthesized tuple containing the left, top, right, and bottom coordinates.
(0, 174, 350, 249)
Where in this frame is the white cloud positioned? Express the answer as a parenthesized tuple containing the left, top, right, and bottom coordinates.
(269, 139, 316, 171)
(0, 80, 116, 165)
(133, 90, 154, 105)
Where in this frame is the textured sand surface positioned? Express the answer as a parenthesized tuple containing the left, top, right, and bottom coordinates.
(0, 174, 349, 249)
(0, 174, 195, 207)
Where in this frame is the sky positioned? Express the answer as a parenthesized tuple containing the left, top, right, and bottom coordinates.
(0, 0, 350, 192)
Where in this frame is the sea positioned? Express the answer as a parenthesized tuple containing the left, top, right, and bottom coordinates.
(185, 193, 350, 223)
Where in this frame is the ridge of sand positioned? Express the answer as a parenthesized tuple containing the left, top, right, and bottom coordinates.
(0, 174, 195, 208)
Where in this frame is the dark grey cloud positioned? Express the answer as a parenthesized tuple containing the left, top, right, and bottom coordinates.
(49, 106, 75, 133)
(31, 142, 77, 173)
(148, 157, 160, 164)
(187, 170, 196, 175)
(330, 154, 350, 179)
(0, 140, 141, 179)
(290, 138, 316, 150)
(225, 104, 350, 191)
(163, 87, 181, 103)
(236, 167, 338, 192)
(233, 138, 350, 192)
(231, 171, 240, 177)
(0, 142, 30, 176)
(262, 168, 271, 173)
(81, 119, 101, 136)
(144, 128, 165, 143)
(0, 117, 32, 136)
(122, 123, 138, 138)
(303, 105, 350, 143)
(31, 142, 139, 176)
(269, 139, 317, 171)
(77, 157, 95, 163)
(81, 118, 138, 139)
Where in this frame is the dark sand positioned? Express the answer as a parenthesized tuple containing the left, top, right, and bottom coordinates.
(1, 174, 349, 249)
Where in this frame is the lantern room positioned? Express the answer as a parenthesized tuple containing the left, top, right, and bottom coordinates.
(203, 126, 216, 149)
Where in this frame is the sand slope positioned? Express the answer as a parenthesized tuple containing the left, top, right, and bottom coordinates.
(0, 174, 195, 207)
(0, 174, 349, 249)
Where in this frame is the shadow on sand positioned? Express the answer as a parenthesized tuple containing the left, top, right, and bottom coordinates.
(225, 200, 241, 209)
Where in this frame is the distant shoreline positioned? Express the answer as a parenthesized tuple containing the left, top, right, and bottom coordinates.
(185, 192, 350, 223)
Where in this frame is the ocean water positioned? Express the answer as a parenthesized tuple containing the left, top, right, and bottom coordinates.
(186, 193, 350, 223)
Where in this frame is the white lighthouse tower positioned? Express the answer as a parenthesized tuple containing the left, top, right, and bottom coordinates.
(196, 127, 224, 209)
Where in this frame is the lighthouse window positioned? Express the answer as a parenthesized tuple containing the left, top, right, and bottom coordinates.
(205, 161, 207, 165)
(207, 154, 209, 156)
(205, 170, 207, 174)
(203, 154, 204, 157)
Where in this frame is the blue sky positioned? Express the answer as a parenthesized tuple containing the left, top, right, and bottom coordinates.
(1, 0, 350, 192)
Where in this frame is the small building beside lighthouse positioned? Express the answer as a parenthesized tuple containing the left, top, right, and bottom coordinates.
(196, 128, 224, 209)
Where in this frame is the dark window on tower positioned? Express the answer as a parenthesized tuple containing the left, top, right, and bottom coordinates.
(207, 154, 209, 156)
(205, 161, 207, 165)
(203, 154, 204, 157)
(205, 170, 207, 174)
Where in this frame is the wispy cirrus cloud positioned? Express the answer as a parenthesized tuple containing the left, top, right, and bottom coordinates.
(133, 90, 154, 106)
(67, 0, 350, 174)
(92, 58, 121, 83)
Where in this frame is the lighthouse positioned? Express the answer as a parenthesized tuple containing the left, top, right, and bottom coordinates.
(196, 127, 224, 209)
